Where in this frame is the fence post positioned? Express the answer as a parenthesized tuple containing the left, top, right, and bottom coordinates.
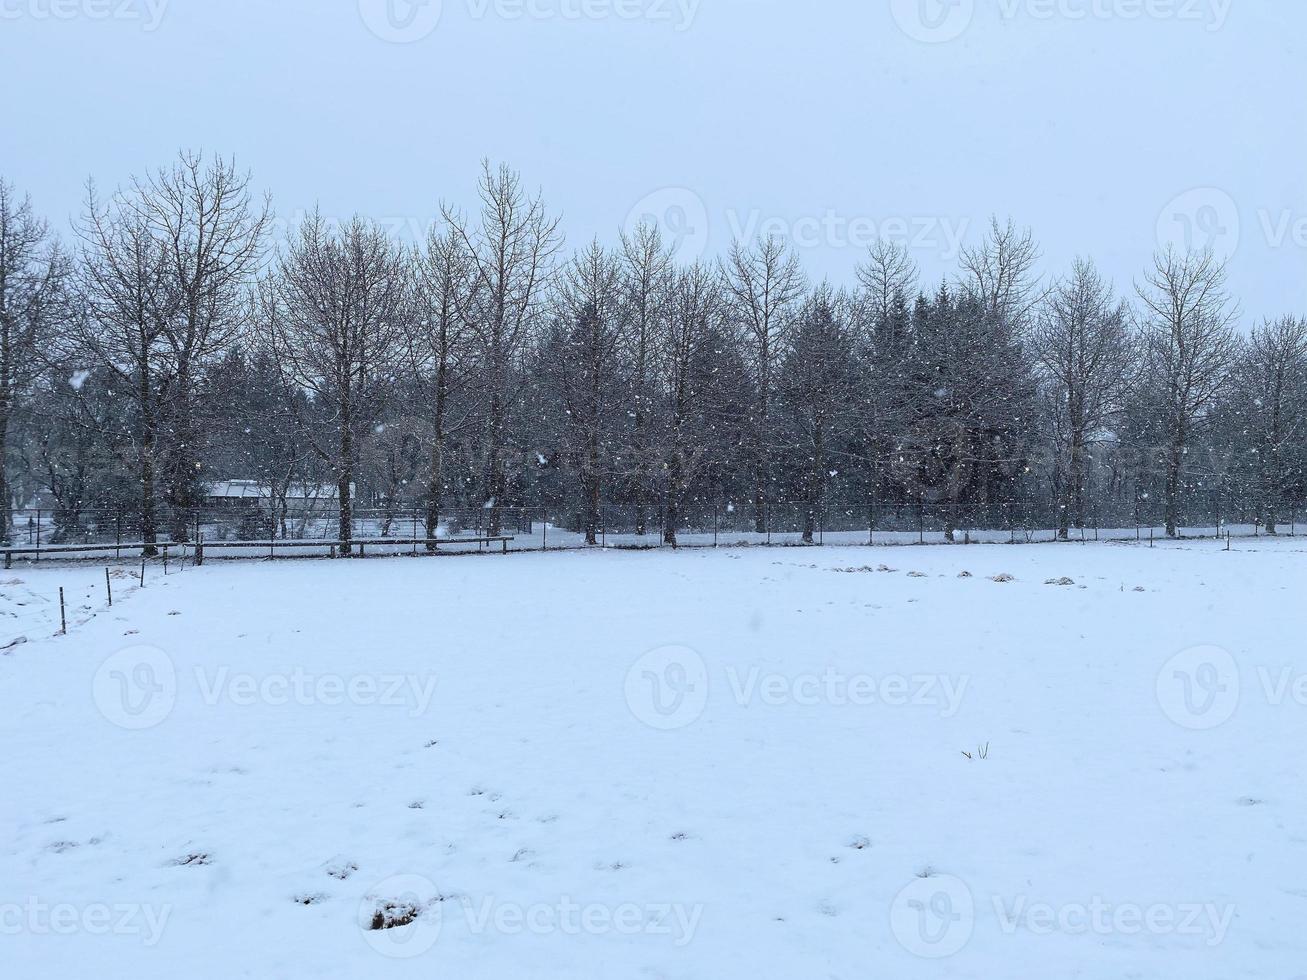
(59, 587, 66, 635)
(919, 505, 925, 545)
(35, 509, 41, 562)
(713, 504, 719, 548)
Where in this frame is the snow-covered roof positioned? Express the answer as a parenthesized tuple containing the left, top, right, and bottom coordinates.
(203, 480, 347, 501)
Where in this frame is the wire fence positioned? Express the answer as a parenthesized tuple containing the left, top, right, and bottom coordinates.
(1, 497, 1299, 562)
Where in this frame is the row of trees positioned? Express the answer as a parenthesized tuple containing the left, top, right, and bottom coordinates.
(2, 152, 1304, 551)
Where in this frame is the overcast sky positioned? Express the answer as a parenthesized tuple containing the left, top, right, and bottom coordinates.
(2, 0, 1303, 321)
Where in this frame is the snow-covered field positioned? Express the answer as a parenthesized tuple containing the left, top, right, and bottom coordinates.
(3, 539, 1305, 978)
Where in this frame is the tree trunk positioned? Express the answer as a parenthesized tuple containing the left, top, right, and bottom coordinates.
(338, 398, 354, 555)
(486, 387, 505, 538)
(1165, 425, 1184, 538)
(583, 438, 600, 546)
(139, 370, 159, 557)
(663, 452, 682, 547)
(0, 407, 11, 546)
(425, 439, 443, 550)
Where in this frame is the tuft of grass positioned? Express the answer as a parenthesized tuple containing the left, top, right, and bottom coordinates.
(961, 742, 990, 761)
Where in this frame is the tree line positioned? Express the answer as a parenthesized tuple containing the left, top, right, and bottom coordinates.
(1, 151, 1303, 552)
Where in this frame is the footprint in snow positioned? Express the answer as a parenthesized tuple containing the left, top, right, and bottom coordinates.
(326, 860, 358, 880)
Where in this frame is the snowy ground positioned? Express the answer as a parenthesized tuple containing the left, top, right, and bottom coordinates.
(2, 539, 1305, 978)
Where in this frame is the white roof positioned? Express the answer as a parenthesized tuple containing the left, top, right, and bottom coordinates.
(204, 480, 348, 501)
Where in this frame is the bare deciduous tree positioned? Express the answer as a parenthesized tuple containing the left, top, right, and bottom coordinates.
(0, 180, 66, 542)
(1135, 247, 1239, 537)
(959, 216, 1047, 330)
(1032, 258, 1134, 538)
(617, 221, 673, 536)
(722, 235, 804, 532)
(75, 183, 175, 555)
(130, 152, 269, 541)
(777, 285, 859, 543)
(444, 161, 561, 536)
(544, 240, 626, 544)
(259, 213, 408, 553)
(409, 224, 476, 544)
(1230, 316, 1307, 533)
(656, 262, 727, 546)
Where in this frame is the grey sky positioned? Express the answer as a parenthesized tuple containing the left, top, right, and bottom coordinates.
(1, 0, 1302, 321)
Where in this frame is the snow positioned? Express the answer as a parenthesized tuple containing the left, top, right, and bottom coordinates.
(3, 540, 1306, 977)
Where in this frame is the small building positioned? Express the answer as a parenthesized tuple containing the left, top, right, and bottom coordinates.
(202, 480, 348, 511)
